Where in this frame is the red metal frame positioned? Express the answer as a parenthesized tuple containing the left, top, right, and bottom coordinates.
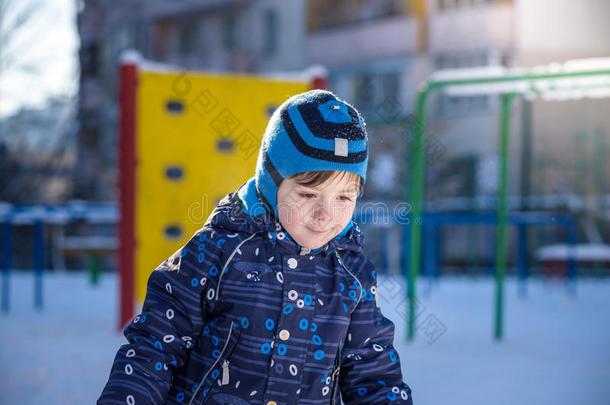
(118, 61, 137, 330)
(116, 67, 325, 331)
(312, 75, 328, 90)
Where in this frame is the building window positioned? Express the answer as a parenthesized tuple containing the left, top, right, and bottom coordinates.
(223, 14, 237, 51)
(80, 42, 99, 77)
(351, 70, 401, 117)
(263, 9, 279, 56)
(152, 19, 175, 60)
(435, 50, 501, 116)
(354, 74, 376, 111)
(381, 71, 400, 104)
(438, 0, 512, 11)
(307, 0, 407, 32)
(179, 19, 199, 58)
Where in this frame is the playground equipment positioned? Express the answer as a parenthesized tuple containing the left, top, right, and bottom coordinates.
(536, 243, 610, 278)
(118, 51, 326, 328)
(355, 209, 577, 285)
(0, 200, 576, 319)
(408, 58, 610, 340)
(0, 202, 117, 311)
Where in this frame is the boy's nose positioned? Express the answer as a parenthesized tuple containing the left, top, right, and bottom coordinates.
(312, 199, 332, 222)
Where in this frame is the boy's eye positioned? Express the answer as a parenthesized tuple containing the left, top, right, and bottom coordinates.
(338, 195, 353, 202)
(299, 193, 316, 199)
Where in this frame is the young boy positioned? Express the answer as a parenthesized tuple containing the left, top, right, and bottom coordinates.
(99, 90, 413, 404)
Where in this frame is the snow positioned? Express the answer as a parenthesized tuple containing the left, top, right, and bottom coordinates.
(430, 57, 610, 83)
(535, 243, 610, 262)
(0, 202, 117, 224)
(0, 271, 124, 404)
(429, 57, 610, 100)
(429, 65, 508, 82)
(563, 58, 610, 73)
(60, 236, 117, 251)
(382, 277, 610, 405)
(1, 271, 609, 404)
(118, 49, 324, 84)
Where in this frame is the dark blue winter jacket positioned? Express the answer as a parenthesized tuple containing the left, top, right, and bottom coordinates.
(98, 182, 413, 405)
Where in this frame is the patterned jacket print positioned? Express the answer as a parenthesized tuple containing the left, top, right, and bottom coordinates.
(98, 189, 413, 405)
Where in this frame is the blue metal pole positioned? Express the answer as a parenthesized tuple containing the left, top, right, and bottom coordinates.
(433, 225, 441, 280)
(34, 220, 45, 310)
(566, 221, 578, 296)
(422, 224, 430, 277)
(2, 222, 12, 312)
(422, 224, 432, 297)
(517, 223, 528, 298)
(401, 222, 410, 278)
(426, 224, 440, 296)
(487, 224, 495, 276)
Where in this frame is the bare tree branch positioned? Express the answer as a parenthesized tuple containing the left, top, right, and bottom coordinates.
(0, 0, 44, 74)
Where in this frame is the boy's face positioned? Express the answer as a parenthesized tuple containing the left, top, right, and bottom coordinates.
(276, 172, 359, 250)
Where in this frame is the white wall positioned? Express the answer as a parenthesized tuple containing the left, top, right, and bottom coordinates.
(428, 3, 514, 53)
(515, 0, 610, 61)
(306, 16, 418, 67)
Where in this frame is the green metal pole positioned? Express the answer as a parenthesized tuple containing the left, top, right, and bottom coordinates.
(430, 69, 610, 90)
(408, 85, 429, 340)
(87, 251, 101, 286)
(495, 93, 515, 341)
(409, 66, 610, 341)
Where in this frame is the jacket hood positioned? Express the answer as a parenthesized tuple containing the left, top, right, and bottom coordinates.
(204, 177, 364, 255)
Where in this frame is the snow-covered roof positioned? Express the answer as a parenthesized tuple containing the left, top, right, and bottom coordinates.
(60, 236, 117, 251)
(0, 202, 117, 224)
(535, 243, 610, 262)
(119, 49, 325, 83)
(429, 57, 610, 100)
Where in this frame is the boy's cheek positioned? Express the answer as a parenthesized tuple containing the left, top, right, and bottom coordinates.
(280, 208, 303, 227)
(331, 202, 355, 218)
(278, 200, 306, 220)
(332, 201, 349, 212)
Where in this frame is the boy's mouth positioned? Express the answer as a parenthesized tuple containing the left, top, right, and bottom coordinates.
(308, 227, 328, 235)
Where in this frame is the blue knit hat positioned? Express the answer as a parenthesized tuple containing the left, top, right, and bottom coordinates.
(238, 89, 368, 220)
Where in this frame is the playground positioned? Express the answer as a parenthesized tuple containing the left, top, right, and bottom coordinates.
(2, 55, 610, 404)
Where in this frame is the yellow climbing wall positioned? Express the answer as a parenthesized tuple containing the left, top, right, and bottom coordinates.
(135, 70, 312, 302)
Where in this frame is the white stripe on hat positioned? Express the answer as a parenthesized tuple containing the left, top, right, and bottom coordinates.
(334, 138, 348, 157)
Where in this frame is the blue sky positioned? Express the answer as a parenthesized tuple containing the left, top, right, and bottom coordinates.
(0, 0, 79, 118)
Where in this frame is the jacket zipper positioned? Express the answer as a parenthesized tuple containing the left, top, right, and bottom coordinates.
(221, 360, 230, 385)
(330, 251, 365, 404)
(334, 250, 364, 310)
(330, 365, 340, 405)
(189, 322, 236, 405)
(329, 338, 344, 405)
(215, 233, 257, 300)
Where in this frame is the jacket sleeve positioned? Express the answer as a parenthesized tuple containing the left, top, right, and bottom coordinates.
(98, 228, 222, 404)
(338, 259, 413, 405)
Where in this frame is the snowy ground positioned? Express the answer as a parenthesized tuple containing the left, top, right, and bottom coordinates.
(1, 271, 609, 405)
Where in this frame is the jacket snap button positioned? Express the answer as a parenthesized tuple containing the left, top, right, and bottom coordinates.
(287, 258, 298, 269)
(279, 329, 290, 341)
(267, 401, 277, 405)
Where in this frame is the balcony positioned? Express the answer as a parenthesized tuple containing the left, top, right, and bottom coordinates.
(306, 15, 418, 66)
(428, 3, 514, 52)
(141, 0, 252, 19)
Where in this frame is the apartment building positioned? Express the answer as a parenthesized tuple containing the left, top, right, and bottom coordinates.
(76, 0, 306, 200)
(77, 0, 610, 204)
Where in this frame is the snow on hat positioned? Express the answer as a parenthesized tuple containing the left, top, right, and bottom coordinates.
(249, 89, 368, 219)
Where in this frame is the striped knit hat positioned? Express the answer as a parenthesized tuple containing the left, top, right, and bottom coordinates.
(250, 89, 368, 219)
